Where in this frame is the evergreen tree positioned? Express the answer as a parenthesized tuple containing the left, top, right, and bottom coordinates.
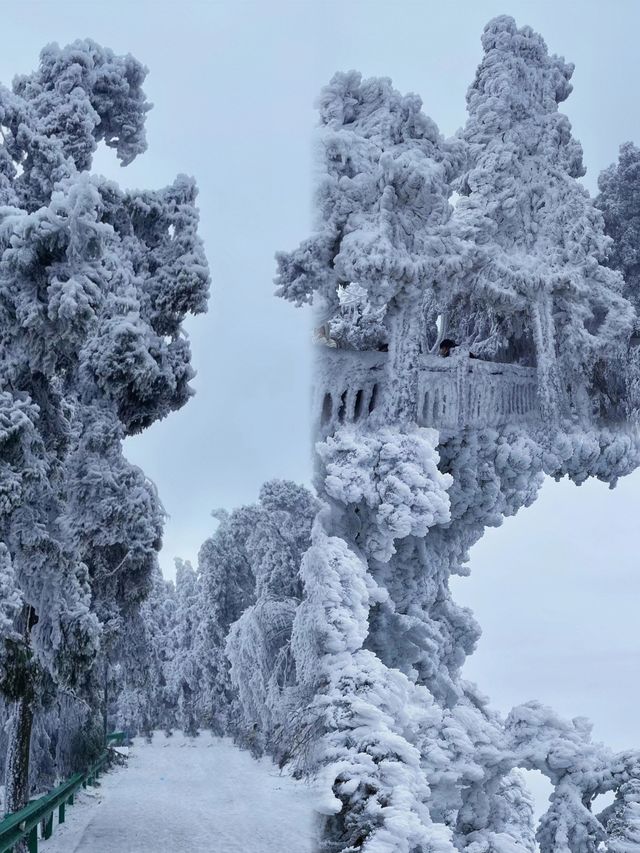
(0, 40, 209, 812)
(62, 401, 165, 749)
(597, 142, 640, 314)
(275, 70, 464, 421)
(112, 566, 178, 738)
(596, 142, 640, 418)
(196, 507, 259, 734)
(225, 480, 318, 761)
(168, 560, 201, 737)
(275, 16, 640, 853)
(450, 15, 634, 419)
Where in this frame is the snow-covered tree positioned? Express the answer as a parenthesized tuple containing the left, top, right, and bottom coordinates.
(0, 40, 209, 812)
(225, 480, 318, 761)
(194, 481, 318, 756)
(276, 16, 640, 853)
(112, 566, 178, 738)
(275, 70, 464, 422)
(602, 780, 640, 853)
(596, 142, 640, 418)
(597, 142, 640, 314)
(450, 15, 633, 421)
(196, 506, 258, 735)
(63, 407, 163, 631)
(167, 560, 201, 737)
(60, 401, 165, 752)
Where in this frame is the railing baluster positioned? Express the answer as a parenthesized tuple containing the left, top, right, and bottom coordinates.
(27, 825, 37, 853)
(43, 812, 53, 840)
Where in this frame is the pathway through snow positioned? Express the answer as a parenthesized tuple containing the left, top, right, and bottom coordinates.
(40, 732, 315, 852)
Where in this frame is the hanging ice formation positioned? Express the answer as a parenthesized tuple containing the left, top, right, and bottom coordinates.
(276, 16, 640, 853)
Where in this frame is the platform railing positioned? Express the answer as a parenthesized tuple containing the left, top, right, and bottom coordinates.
(314, 348, 539, 433)
(417, 355, 539, 430)
(0, 737, 118, 853)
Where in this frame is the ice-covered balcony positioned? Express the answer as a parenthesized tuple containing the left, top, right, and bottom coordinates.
(313, 347, 539, 434)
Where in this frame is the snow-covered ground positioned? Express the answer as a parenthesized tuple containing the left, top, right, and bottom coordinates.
(40, 732, 315, 852)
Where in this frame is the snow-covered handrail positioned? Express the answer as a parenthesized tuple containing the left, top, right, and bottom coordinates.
(314, 349, 386, 434)
(313, 348, 539, 432)
(417, 354, 539, 430)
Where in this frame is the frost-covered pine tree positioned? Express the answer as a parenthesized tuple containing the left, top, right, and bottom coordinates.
(276, 70, 465, 421)
(167, 559, 201, 737)
(450, 15, 633, 421)
(195, 481, 317, 756)
(278, 68, 479, 853)
(596, 142, 640, 417)
(0, 397, 33, 708)
(60, 401, 165, 752)
(112, 566, 178, 738)
(225, 480, 318, 762)
(597, 142, 640, 314)
(63, 404, 163, 634)
(0, 40, 209, 812)
(276, 17, 640, 853)
(196, 506, 258, 735)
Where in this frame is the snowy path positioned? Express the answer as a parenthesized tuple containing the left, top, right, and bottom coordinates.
(40, 732, 315, 852)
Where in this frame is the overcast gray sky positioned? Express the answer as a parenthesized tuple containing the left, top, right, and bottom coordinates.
(3, 0, 640, 814)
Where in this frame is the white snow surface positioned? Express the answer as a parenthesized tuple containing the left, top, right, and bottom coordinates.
(40, 732, 315, 852)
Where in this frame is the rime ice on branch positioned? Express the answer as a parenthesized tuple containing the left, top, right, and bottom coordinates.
(277, 16, 640, 853)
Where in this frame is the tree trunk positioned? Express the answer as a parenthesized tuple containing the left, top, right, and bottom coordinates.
(103, 657, 109, 746)
(531, 291, 561, 421)
(4, 693, 33, 815)
(383, 296, 423, 425)
(3, 603, 37, 825)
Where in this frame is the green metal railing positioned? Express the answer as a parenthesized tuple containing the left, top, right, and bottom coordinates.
(0, 742, 115, 853)
(105, 731, 126, 747)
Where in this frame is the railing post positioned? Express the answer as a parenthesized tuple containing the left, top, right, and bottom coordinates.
(43, 811, 53, 839)
(457, 355, 467, 429)
(58, 802, 65, 824)
(27, 824, 37, 853)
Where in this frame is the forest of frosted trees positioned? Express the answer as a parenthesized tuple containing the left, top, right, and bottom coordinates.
(3, 13, 640, 853)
